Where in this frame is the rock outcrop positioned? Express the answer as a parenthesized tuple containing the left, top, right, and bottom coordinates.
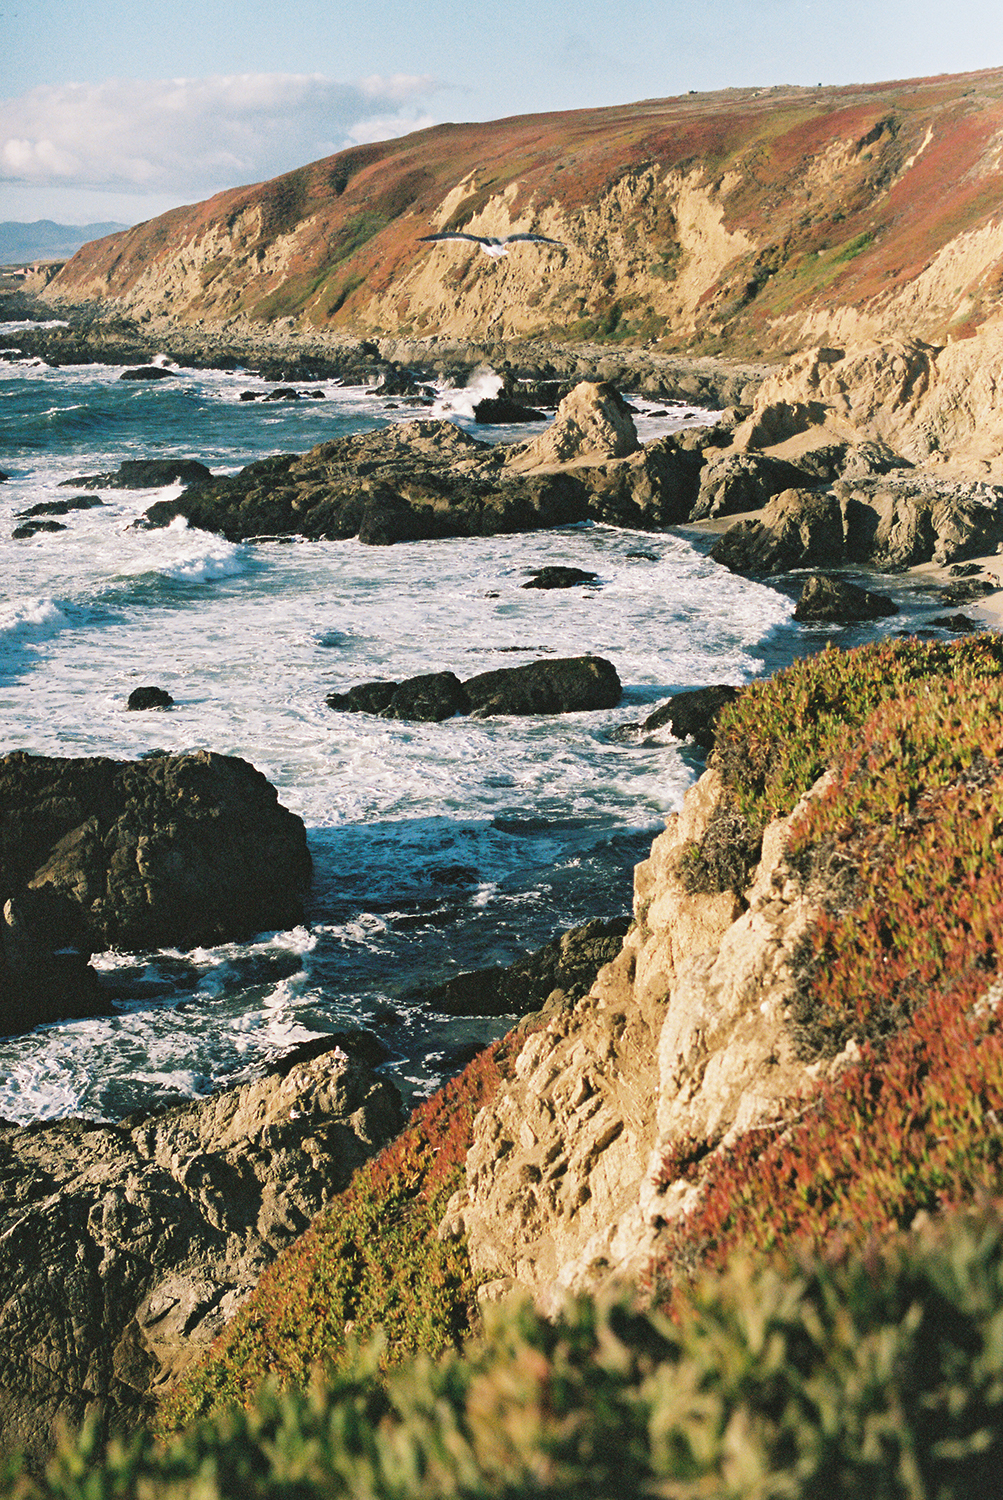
(326, 656, 622, 721)
(710, 473, 1003, 575)
(0, 1036, 403, 1463)
(792, 574, 898, 623)
(446, 768, 849, 1308)
(0, 750, 311, 1035)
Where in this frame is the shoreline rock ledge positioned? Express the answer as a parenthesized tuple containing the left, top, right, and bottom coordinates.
(0, 750, 312, 1036)
(0, 1035, 403, 1464)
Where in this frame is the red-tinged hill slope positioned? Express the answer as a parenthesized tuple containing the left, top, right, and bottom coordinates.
(42, 67, 1003, 355)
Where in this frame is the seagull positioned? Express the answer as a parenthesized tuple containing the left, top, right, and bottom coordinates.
(419, 231, 566, 259)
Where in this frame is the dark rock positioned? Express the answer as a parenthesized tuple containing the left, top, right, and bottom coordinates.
(262, 386, 301, 401)
(325, 680, 399, 714)
(472, 396, 546, 423)
(11, 519, 68, 538)
(710, 489, 845, 575)
(939, 576, 998, 604)
(0, 1042, 403, 1464)
(463, 656, 621, 717)
(928, 612, 981, 632)
(381, 672, 470, 722)
(62, 458, 214, 490)
(119, 365, 176, 380)
(16, 495, 104, 517)
(690, 453, 818, 521)
(577, 434, 703, 527)
(126, 686, 174, 710)
(424, 916, 631, 1017)
(521, 566, 599, 589)
(0, 471, 8, 482)
(792, 574, 899, 623)
(947, 562, 985, 577)
(642, 685, 741, 750)
(326, 657, 622, 721)
(0, 750, 312, 1033)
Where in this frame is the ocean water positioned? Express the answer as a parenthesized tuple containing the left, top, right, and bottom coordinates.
(0, 337, 928, 1122)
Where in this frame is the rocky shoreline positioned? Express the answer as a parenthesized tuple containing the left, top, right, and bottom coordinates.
(6, 294, 1003, 1471)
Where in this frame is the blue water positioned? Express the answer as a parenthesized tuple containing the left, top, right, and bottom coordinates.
(0, 335, 938, 1121)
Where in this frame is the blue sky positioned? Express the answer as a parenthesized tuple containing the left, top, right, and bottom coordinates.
(3, 0, 1003, 225)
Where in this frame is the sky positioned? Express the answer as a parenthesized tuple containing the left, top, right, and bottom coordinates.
(3, 0, 1003, 227)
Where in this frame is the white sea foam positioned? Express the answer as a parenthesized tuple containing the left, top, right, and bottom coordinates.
(0, 354, 921, 1120)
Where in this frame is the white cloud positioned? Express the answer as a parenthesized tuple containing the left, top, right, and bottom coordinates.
(0, 72, 443, 200)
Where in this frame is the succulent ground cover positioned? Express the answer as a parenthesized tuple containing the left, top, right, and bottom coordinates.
(10, 635, 1003, 1496)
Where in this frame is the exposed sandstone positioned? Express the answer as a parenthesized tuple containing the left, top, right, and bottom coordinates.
(450, 769, 845, 1308)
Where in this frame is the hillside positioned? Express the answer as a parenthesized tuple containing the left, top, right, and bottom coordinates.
(41, 67, 1003, 355)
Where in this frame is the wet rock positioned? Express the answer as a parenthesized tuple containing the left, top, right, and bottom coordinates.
(119, 365, 175, 381)
(0, 750, 311, 1033)
(11, 519, 68, 538)
(792, 574, 899, 623)
(521, 566, 599, 589)
(463, 656, 621, 717)
(424, 917, 632, 1017)
(473, 395, 546, 423)
(576, 434, 703, 528)
(939, 576, 999, 604)
(17, 496, 103, 518)
(928, 612, 981, 632)
(325, 680, 399, 714)
(126, 686, 174, 710)
(0, 1037, 403, 1464)
(62, 458, 214, 490)
(325, 657, 622, 721)
(642, 685, 742, 750)
(381, 672, 470, 722)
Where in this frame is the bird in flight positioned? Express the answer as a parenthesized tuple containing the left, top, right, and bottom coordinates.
(419, 231, 567, 259)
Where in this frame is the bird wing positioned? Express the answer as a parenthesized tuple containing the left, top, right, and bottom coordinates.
(419, 232, 484, 244)
(502, 234, 567, 247)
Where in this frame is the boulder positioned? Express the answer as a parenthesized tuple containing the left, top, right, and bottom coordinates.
(472, 396, 546, 424)
(643, 685, 742, 750)
(792, 574, 899, 623)
(325, 680, 399, 714)
(0, 1036, 403, 1463)
(381, 672, 470, 722)
(126, 685, 174, 710)
(576, 435, 703, 528)
(62, 458, 213, 490)
(423, 917, 632, 1017)
(521, 567, 599, 589)
(325, 657, 622, 722)
(512, 381, 639, 466)
(710, 489, 846, 575)
(463, 656, 622, 717)
(0, 750, 311, 1034)
(119, 365, 175, 381)
(17, 496, 104, 517)
(11, 519, 67, 539)
(690, 453, 817, 521)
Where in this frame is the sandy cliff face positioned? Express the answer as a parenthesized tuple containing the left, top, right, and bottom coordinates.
(447, 768, 846, 1309)
(41, 69, 1003, 357)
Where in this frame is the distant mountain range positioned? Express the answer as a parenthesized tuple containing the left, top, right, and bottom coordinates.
(0, 220, 129, 265)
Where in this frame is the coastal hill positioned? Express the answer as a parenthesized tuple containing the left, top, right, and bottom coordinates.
(42, 66, 1003, 354)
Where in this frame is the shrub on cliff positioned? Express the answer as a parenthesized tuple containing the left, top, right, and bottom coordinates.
(156, 1032, 528, 1432)
(16, 1207, 1003, 1497)
(682, 635, 1003, 896)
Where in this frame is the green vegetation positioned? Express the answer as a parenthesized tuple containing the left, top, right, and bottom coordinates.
(12, 636, 1003, 1494)
(16, 1211, 1003, 1496)
(158, 1036, 526, 1433)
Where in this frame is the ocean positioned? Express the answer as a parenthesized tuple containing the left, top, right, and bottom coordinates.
(0, 331, 932, 1123)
